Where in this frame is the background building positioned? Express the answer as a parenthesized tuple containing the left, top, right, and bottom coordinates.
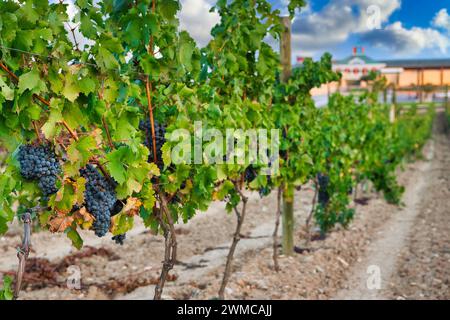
(307, 47, 450, 100)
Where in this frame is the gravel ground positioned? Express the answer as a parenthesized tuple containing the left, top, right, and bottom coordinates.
(387, 112, 450, 300)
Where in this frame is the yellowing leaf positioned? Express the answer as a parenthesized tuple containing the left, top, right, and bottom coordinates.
(122, 197, 142, 216)
(18, 69, 46, 94)
(0, 78, 14, 101)
(111, 212, 134, 235)
(74, 207, 94, 229)
(62, 75, 80, 102)
(49, 213, 74, 233)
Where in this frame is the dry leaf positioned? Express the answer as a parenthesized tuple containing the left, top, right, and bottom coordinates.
(122, 197, 142, 216)
(49, 213, 74, 233)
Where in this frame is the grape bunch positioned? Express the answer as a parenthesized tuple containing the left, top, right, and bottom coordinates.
(244, 165, 258, 183)
(280, 128, 288, 160)
(317, 173, 330, 207)
(80, 164, 117, 237)
(244, 165, 273, 198)
(139, 119, 166, 167)
(112, 233, 126, 245)
(18, 144, 61, 197)
(258, 175, 272, 198)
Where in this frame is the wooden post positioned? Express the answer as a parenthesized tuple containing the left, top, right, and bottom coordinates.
(390, 104, 396, 123)
(445, 85, 449, 109)
(392, 85, 397, 105)
(280, 17, 292, 83)
(420, 69, 424, 103)
(417, 69, 420, 103)
(282, 185, 295, 256)
(280, 16, 294, 256)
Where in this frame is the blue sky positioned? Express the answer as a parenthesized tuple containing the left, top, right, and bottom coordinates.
(179, 0, 450, 61)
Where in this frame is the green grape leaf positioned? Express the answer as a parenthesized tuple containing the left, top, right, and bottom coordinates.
(41, 108, 63, 139)
(18, 69, 46, 94)
(78, 77, 96, 96)
(79, 13, 97, 38)
(55, 180, 78, 212)
(111, 212, 135, 236)
(140, 183, 156, 211)
(66, 136, 98, 174)
(106, 148, 127, 185)
(0, 78, 14, 101)
(179, 31, 195, 71)
(0, 275, 13, 300)
(62, 75, 80, 102)
(159, 0, 180, 19)
(66, 227, 83, 250)
(161, 143, 171, 167)
(96, 47, 119, 71)
(0, 217, 7, 235)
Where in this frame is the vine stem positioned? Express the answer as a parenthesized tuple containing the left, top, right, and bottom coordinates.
(89, 158, 114, 185)
(149, 0, 156, 54)
(146, 0, 176, 300)
(102, 116, 114, 150)
(32, 121, 42, 144)
(305, 179, 318, 246)
(218, 182, 249, 299)
(60, 120, 79, 141)
(272, 186, 282, 271)
(145, 78, 158, 164)
(153, 186, 177, 300)
(353, 182, 359, 210)
(13, 211, 32, 300)
(0, 61, 19, 81)
(66, 23, 80, 51)
(144, 0, 158, 164)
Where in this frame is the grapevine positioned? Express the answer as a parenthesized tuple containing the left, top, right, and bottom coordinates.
(0, 0, 436, 301)
(80, 164, 117, 237)
(18, 143, 61, 197)
(112, 233, 127, 246)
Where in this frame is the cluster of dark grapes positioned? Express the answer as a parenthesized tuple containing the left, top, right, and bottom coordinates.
(169, 194, 181, 204)
(280, 128, 288, 160)
(139, 119, 166, 167)
(244, 165, 258, 183)
(258, 175, 272, 198)
(167, 180, 188, 205)
(317, 173, 330, 207)
(80, 164, 117, 237)
(112, 233, 126, 245)
(244, 165, 272, 198)
(18, 144, 61, 197)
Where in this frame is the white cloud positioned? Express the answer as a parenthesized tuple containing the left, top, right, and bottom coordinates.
(290, 0, 450, 57)
(361, 21, 450, 55)
(433, 8, 450, 32)
(291, 0, 401, 55)
(179, 0, 219, 47)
